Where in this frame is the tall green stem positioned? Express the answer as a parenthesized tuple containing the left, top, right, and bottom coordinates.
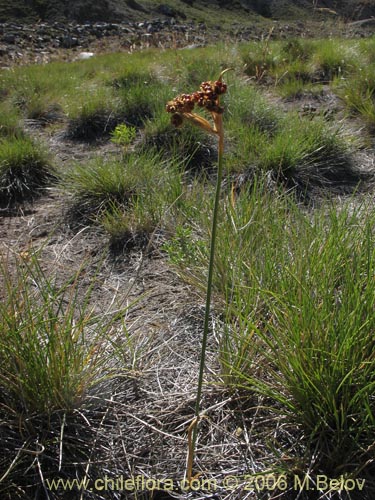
(192, 130, 224, 447)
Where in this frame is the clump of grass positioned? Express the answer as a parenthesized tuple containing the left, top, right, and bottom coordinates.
(257, 115, 360, 195)
(66, 76, 168, 141)
(0, 104, 25, 139)
(165, 46, 234, 89)
(0, 136, 54, 207)
(4, 62, 78, 125)
(60, 150, 167, 227)
(226, 98, 360, 195)
(0, 253, 115, 413)
(241, 38, 281, 83)
(115, 83, 157, 128)
(220, 192, 375, 478)
(60, 157, 135, 220)
(100, 155, 184, 253)
(65, 90, 123, 142)
(227, 82, 280, 134)
(111, 67, 154, 90)
(223, 82, 282, 173)
(280, 39, 313, 63)
(310, 39, 358, 82)
(0, 251, 131, 499)
(277, 77, 322, 100)
(337, 65, 375, 133)
(27, 100, 65, 125)
(143, 112, 217, 172)
(101, 200, 156, 253)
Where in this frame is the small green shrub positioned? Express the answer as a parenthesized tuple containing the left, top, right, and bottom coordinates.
(110, 123, 136, 147)
(163, 224, 205, 267)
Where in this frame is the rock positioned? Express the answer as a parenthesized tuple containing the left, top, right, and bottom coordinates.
(60, 35, 79, 48)
(157, 5, 178, 17)
(0, 44, 8, 56)
(76, 51, 95, 60)
(2, 33, 16, 44)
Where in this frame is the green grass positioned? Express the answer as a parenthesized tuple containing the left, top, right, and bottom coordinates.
(60, 151, 157, 215)
(99, 156, 184, 251)
(225, 192, 375, 477)
(0, 136, 54, 207)
(0, 250, 136, 500)
(60, 148, 183, 250)
(258, 116, 354, 181)
(143, 111, 217, 172)
(224, 82, 359, 192)
(241, 39, 281, 83)
(1, 35, 375, 498)
(310, 38, 358, 82)
(337, 64, 375, 133)
(240, 38, 360, 89)
(0, 252, 123, 413)
(0, 103, 25, 139)
(165, 178, 375, 478)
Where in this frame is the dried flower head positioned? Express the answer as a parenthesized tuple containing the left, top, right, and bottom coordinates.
(166, 69, 230, 137)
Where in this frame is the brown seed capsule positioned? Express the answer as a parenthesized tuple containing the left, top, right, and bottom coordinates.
(214, 81, 227, 94)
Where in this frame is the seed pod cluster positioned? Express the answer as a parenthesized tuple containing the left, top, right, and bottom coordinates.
(166, 79, 227, 128)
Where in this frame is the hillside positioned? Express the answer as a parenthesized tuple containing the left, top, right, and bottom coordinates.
(0, 0, 374, 24)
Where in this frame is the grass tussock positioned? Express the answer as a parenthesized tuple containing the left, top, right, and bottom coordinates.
(0, 136, 54, 207)
(0, 251, 132, 500)
(0, 254, 111, 413)
(143, 112, 217, 172)
(60, 153, 149, 219)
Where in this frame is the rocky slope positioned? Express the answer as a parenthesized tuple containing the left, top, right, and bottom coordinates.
(0, 0, 374, 67)
(0, 0, 374, 24)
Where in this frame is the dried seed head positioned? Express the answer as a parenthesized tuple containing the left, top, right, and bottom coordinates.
(166, 69, 230, 132)
(166, 94, 195, 114)
(214, 80, 227, 95)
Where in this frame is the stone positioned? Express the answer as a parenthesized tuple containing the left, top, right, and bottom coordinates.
(60, 35, 79, 48)
(2, 33, 16, 44)
(76, 51, 95, 60)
